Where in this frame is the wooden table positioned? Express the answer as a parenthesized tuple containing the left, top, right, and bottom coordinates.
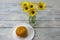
(0, 0, 60, 40)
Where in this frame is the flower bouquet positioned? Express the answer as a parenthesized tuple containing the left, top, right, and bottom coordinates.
(21, 1, 46, 26)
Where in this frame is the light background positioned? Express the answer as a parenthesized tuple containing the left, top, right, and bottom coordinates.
(0, 0, 60, 40)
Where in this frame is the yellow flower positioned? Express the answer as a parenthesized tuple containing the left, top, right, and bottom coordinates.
(38, 2, 46, 10)
(22, 2, 29, 8)
(21, 2, 30, 12)
(23, 6, 29, 12)
(28, 8, 37, 17)
(29, 2, 35, 8)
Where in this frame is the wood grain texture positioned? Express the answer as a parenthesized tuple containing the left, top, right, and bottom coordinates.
(0, 0, 60, 40)
(0, 5, 60, 21)
(0, 20, 60, 27)
(0, 0, 60, 21)
(0, 28, 60, 40)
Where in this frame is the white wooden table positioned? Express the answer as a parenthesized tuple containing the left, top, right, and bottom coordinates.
(0, 0, 60, 40)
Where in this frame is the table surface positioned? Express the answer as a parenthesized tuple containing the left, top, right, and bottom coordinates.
(0, 0, 60, 40)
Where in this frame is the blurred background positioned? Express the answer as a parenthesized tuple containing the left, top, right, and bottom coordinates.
(0, 0, 60, 40)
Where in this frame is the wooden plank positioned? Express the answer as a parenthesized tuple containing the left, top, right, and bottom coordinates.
(0, 0, 55, 4)
(0, 28, 60, 40)
(0, 21, 28, 27)
(0, 0, 60, 20)
(34, 28, 60, 40)
(0, 20, 60, 27)
(0, 8, 60, 21)
(0, 9, 60, 20)
(0, 0, 60, 7)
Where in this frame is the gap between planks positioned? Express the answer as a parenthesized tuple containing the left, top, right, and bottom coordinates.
(0, 27, 60, 29)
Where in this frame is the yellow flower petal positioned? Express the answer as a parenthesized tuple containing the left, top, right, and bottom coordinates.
(38, 2, 46, 10)
(28, 8, 37, 16)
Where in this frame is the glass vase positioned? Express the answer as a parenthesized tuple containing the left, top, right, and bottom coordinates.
(29, 16, 36, 27)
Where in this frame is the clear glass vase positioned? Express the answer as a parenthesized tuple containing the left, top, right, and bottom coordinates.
(29, 16, 36, 27)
